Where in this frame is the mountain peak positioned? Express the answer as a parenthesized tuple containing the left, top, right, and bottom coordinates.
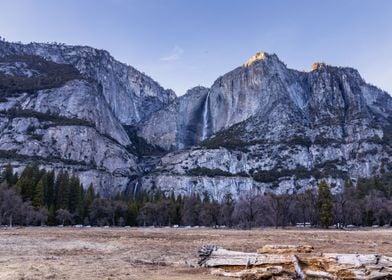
(310, 62, 328, 71)
(244, 51, 278, 67)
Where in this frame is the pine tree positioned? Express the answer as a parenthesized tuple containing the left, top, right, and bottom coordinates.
(68, 175, 81, 213)
(12, 172, 18, 185)
(182, 194, 201, 226)
(203, 191, 211, 204)
(77, 184, 85, 222)
(126, 201, 138, 226)
(31, 164, 41, 187)
(153, 189, 164, 201)
(45, 170, 55, 207)
(53, 170, 62, 209)
(16, 165, 35, 201)
(68, 175, 85, 224)
(318, 180, 333, 228)
(344, 179, 353, 190)
(84, 183, 95, 218)
(47, 205, 56, 226)
(33, 174, 46, 208)
(56, 171, 70, 210)
(3, 163, 17, 185)
(169, 192, 182, 225)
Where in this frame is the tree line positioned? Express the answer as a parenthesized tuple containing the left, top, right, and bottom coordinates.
(1, 163, 392, 228)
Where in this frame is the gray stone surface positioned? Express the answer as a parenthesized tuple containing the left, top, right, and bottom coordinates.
(1, 41, 391, 199)
(138, 52, 392, 199)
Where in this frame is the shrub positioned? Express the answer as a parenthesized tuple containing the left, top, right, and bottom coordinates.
(186, 167, 247, 177)
(252, 163, 347, 183)
(0, 55, 83, 98)
(286, 135, 312, 148)
(200, 124, 249, 151)
(3, 108, 94, 127)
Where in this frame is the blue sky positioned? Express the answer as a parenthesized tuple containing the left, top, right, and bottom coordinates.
(0, 0, 391, 95)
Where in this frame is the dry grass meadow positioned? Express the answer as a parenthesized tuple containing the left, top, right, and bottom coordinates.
(0, 227, 391, 279)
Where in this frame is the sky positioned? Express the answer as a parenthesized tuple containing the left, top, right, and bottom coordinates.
(0, 0, 391, 96)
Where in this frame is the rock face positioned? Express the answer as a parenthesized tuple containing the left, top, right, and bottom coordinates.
(138, 52, 392, 199)
(0, 40, 176, 125)
(138, 86, 209, 150)
(0, 39, 391, 198)
(0, 40, 174, 194)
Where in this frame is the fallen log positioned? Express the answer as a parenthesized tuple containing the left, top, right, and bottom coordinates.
(197, 244, 392, 279)
(257, 244, 314, 254)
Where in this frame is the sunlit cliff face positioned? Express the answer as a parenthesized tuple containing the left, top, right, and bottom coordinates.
(244, 51, 270, 67)
(310, 62, 327, 71)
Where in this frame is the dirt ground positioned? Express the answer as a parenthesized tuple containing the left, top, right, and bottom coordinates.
(0, 227, 391, 280)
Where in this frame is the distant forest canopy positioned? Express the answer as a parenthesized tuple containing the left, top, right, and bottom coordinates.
(1, 163, 392, 228)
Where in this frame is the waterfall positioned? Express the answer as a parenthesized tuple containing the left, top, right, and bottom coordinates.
(133, 181, 139, 199)
(202, 91, 211, 140)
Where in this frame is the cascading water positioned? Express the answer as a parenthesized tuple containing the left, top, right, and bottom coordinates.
(202, 91, 211, 140)
(133, 181, 139, 199)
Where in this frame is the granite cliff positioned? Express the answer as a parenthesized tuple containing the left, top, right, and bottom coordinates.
(0, 40, 174, 194)
(138, 52, 392, 199)
(0, 40, 391, 199)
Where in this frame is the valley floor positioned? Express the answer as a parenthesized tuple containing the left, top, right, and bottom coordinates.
(0, 227, 391, 279)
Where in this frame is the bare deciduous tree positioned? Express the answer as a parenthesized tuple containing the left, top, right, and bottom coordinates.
(56, 209, 72, 226)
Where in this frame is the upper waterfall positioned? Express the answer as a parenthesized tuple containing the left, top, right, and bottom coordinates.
(202, 91, 211, 140)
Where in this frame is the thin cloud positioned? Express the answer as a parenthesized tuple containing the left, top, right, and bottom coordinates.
(160, 45, 184, 61)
